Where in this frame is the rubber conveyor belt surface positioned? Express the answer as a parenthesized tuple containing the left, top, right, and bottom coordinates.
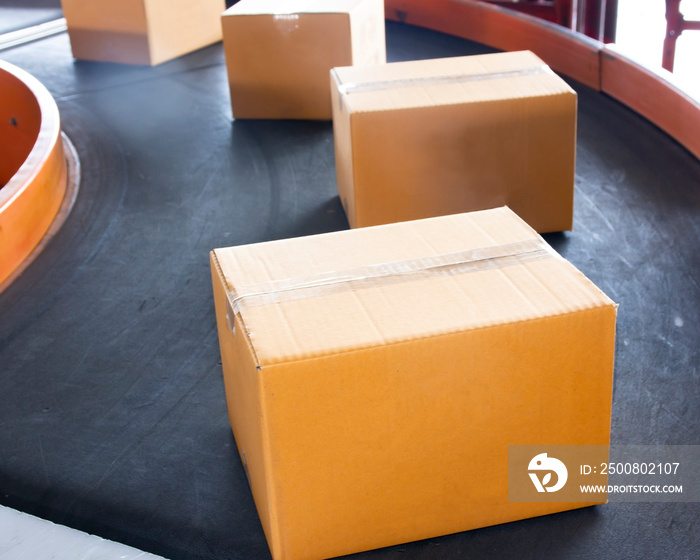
(0, 15, 699, 560)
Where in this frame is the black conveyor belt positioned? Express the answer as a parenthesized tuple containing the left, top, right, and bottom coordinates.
(0, 8, 699, 560)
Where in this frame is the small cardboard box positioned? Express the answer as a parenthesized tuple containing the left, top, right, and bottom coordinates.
(331, 51, 577, 232)
(222, 0, 386, 120)
(210, 207, 617, 560)
(61, 0, 225, 66)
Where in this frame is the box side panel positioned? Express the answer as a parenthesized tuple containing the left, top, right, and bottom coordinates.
(223, 13, 352, 120)
(61, 0, 148, 33)
(260, 304, 616, 560)
(64, 29, 152, 65)
(331, 71, 357, 227)
(210, 253, 280, 557)
(61, 0, 150, 64)
(351, 91, 576, 232)
(349, 0, 386, 67)
(144, 0, 224, 65)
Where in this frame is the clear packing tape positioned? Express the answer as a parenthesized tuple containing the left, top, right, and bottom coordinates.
(225, 238, 560, 331)
(333, 65, 552, 112)
(335, 65, 552, 96)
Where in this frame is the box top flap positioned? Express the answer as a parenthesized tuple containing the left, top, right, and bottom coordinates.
(332, 51, 576, 113)
(212, 208, 615, 367)
(224, 0, 365, 16)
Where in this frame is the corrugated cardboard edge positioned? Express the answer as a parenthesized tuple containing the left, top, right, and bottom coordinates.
(331, 68, 357, 226)
(349, 0, 387, 67)
(210, 250, 285, 558)
(211, 251, 261, 367)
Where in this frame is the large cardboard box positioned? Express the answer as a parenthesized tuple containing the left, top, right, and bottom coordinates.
(331, 51, 577, 232)
(222, 0, 386, 120)
(210, 207, 617, 560)
(61, 0, 225, 66)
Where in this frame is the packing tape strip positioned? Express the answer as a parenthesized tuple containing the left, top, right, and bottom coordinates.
(336, 65, 552, 97)
(225, 238, 559, 327)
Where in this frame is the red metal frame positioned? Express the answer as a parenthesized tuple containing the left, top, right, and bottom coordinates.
(481, 1, 574, 27)
(482, 0, 617, 42)
(663, 0, 700, 71)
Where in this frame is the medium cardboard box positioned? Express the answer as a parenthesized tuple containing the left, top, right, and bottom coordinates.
(222, 0, 386, 120)
(61, 0, 225, 66)
(331, 51, 577, 232)
(210, 207, 617, 560)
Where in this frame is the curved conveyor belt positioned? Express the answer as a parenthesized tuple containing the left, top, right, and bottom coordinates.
(0, 5, 698, 560)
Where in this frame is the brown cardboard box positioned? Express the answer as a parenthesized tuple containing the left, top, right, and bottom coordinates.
(61, 0, 225, 66)
(331, 51, 577, 232)
(222, 0, 386, 120)
(210, 206, 617, 560)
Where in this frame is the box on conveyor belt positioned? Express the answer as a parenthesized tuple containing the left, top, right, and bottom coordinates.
(222, 0, 386, 120)
(210, 206, 616, 560)
(331, 51, 577, 232)
(61, 0, 225, 65)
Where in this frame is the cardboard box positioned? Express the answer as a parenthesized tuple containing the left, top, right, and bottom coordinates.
(331, 51, 577, 232)
(222, 0, 386, 120)
(61, 0, 225, 66)
(210, 207, 617, 560)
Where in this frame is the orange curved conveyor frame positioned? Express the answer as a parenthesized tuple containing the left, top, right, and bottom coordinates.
(385, 0, 700, 161)
(0, 59, 67, 287)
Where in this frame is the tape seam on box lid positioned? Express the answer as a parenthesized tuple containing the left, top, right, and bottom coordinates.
(224, 238, 559, 326)
(333, 65, 552, 111)
(336, 65, 552, 96)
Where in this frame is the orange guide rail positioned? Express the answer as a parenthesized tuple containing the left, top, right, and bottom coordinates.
(0, 59, 67, 287)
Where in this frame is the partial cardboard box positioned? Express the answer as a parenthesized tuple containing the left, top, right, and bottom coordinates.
(61, 0, 225, 66)
(331, 51, 577, 232)
(222, 0, 386, 120)
(211, 206, 617, 560)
